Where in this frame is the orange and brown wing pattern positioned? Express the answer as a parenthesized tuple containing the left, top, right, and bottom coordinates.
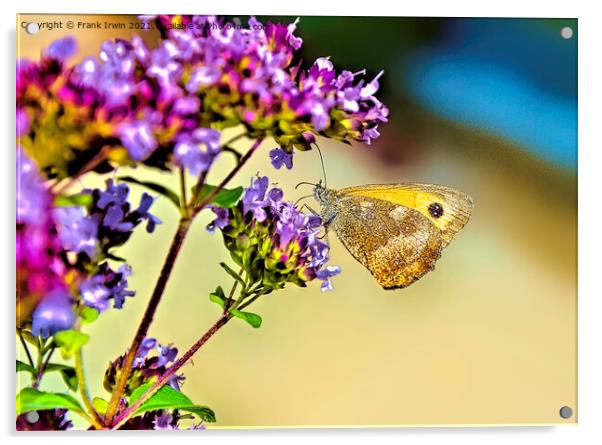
(340, 183, 473, 246)
(331, 194, 444, 289)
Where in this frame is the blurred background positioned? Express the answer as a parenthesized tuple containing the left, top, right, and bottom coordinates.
(17, 15, 577, 427)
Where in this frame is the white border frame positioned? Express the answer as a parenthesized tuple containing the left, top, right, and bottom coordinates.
(3, 1, 600, 444)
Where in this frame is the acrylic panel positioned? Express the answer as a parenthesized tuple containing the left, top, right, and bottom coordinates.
(16, 14, 577, 430)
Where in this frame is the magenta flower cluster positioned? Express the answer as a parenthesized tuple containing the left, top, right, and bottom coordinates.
(16, 149, 160, 337)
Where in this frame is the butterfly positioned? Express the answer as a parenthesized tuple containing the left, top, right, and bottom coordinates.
(313, 183, 473, 289)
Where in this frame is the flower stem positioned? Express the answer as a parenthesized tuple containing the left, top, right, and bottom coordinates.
(18, 331, 34, 368)
(32, 346, 54, 389)
(104, 215, 193, 425)
(105, 137, 263, 426)
(112, 314, 230, 429)
(179, 168, 188, 216)
(75, 348, 104, 430)
(105, 138, 263, 426)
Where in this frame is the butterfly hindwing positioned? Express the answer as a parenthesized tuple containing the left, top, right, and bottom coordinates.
(331, 195, 444, 289)
(340, 183, 473, 246)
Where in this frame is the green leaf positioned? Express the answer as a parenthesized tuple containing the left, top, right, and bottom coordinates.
(181, 406, 216, 423)
(45, 364, 78, 391)
(219, 262, 245, 286)
(92, 397, 109, 415)
(53, 330, 89, 358)
(192, 184, 244, 208)
(53, 193, 93, 208)
(209, 286, 226, 309)
(16, 388, 83, 415)
(229, 309, 262, 328)
(16, 360, 36, 375)
(129, 383, 216, 422)
(119, 176, 181, 209)
(80, 306, 99, 325)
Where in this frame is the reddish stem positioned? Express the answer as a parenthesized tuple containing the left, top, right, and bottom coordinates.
(112, 314, 230, 428)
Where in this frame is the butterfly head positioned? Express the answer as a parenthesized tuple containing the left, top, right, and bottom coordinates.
(313, 180, 331, 205)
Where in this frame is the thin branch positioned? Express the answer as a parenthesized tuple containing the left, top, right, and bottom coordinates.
(192, 137, 264, 215)
(32, 346, 55, 390)
(112, 314, 230, 429)
(75, 348, 104, 430)
(179, 168, 188, 217)
(105, 136, 264, 426)
(104, 216, 193, 425)
(18, 331, 35, 368)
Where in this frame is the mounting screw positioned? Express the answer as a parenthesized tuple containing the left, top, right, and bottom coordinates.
(559, 406, 573, 419)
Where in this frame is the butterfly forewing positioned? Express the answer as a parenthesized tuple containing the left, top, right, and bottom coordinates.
(340, 183, 473, 246)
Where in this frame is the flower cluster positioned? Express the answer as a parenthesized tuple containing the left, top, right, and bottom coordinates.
(209, 176, 340, 291)
(104, 338, 203, 429)
(104, 337, 184, 397)
(17, 148, 75, 337)
(17, 149, 158, 336)
(17, 15, 387, 181)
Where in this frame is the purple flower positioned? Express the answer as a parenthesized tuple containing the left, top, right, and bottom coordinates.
(103, 204, 134, 232)
(155, 344, 178, 368)
(133, 338, 158, 368)
(31, 288, 76, 338)
(87, 179, 162, 252)
(43, 36, 77, 62)
(53, 207, 99, 259)
(269, 148, 293, 170)
(96, 179, 129, 210)
(134, 193, 162, 233)
(242, 176, 269, 222)
(174, 128, 221, 176)
(186, 66, 221, 92)
(119, 121, 158, 161)
(216, 176, 340, 291)
(130, 337, 184, 391)
(153, 412, 177, 430)
(16, 148, 49, 226)
(16, 109, 30, 136)
(172, 96, 201, 115)
(316, 265, 342, 292)
(206, 206, 229, 233)
(79, 263, 135, 312)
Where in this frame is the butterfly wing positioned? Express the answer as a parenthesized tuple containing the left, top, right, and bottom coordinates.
(340, 184, 473, 246)
(330, 194, 444, 289)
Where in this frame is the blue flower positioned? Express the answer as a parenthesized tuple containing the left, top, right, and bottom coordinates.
(31, 288, 76, 338)
(269, 148, 293, 170)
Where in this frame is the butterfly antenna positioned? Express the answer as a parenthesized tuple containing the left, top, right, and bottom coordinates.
(313, 142, 328, 188)
(295, 181, 317, 190)
(294, 194, 314, 206)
